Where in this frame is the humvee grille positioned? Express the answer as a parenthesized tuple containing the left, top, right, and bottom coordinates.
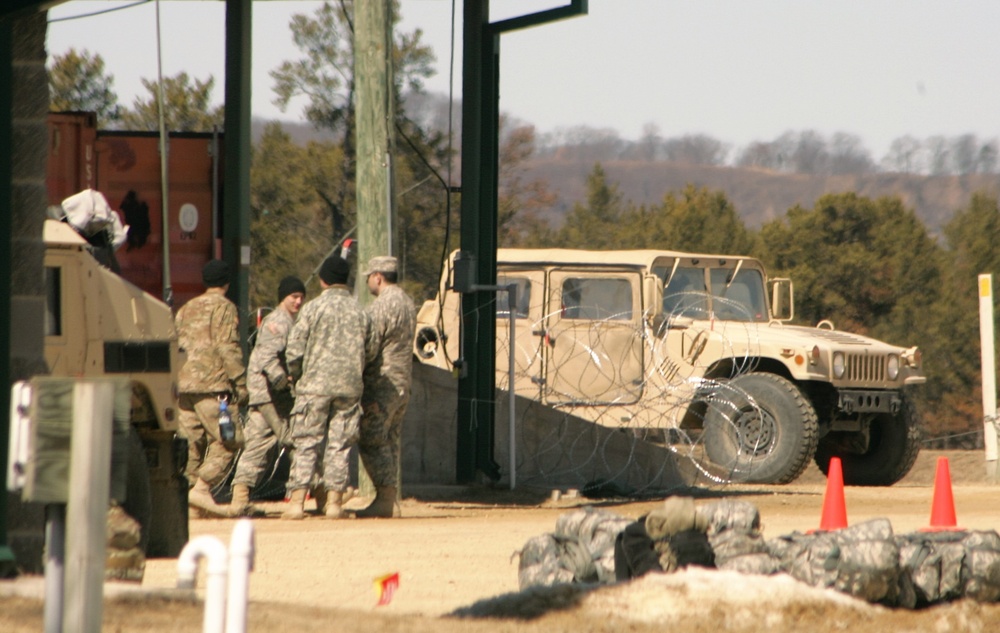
(845, 353, 886, 382)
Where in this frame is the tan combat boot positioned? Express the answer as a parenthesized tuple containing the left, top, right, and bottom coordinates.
(281, 488, 307, 520)
(189, 478, 226, 517)
(310, 486, 328, 516)
(229, 484, 252, 517)
(324, 490, 346, 519)
(356, 486, 398, 518)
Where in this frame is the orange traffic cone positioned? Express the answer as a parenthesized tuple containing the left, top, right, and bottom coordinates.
(921, 456, 963, 531)
(815, 456, 848, 531)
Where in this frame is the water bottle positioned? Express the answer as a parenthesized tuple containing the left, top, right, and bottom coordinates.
(218, 398, 235, 443)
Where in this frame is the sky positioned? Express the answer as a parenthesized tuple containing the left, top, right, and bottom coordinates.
(46, 1, 1000, 160)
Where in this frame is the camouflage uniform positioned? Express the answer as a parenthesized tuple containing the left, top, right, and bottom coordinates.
(285, 286, 375, 493)
(175, 290, 247, 487)
(232, 306, 295, 488)
(360, 283, 416, 487)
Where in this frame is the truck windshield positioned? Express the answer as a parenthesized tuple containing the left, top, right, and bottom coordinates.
(656, 265, 767, 322)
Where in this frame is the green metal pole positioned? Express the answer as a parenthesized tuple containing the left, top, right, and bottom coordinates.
(0, 17, 18, 575)
(457, 0, 500, 483)
(456, 1, 587, 484)
(223, 0, 252, 355)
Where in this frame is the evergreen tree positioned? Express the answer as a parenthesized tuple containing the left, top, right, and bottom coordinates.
(553, 163, 627, 249)
(48, 48, 121, 126)
(619, 184, 757, 255)
(119, 72, 224, 132)
(928, 192, 1000, 438)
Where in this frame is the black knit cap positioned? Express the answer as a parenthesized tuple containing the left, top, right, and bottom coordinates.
(202, 259, 231, 288)
(318, 256, 350, 285)
(277, 275, 306, 304)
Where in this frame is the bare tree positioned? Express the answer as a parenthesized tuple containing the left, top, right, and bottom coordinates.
(662, 133, 728, 166)
(829, 132, 874, 174)
(881, 135, 922, 173)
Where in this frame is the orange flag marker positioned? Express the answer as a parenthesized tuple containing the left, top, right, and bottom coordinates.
(374, 572, 400, 606)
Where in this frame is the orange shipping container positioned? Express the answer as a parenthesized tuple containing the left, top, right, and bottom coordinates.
(46, 112, 224, 309)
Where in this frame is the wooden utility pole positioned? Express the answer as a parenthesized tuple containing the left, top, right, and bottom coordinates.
(355, 0, 395, 496)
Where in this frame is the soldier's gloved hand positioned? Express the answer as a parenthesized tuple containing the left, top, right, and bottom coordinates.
(279, 424, 294, 448)
(236, 386, 249, 410)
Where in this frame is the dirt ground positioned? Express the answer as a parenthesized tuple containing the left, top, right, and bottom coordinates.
(2, 449, 1000, 632)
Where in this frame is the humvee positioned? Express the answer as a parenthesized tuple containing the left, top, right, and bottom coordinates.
(414, 249, 925, 485)
(43, 219, 188, 555)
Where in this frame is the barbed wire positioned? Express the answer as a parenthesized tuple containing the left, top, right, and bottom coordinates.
(475, 287, 773, 495)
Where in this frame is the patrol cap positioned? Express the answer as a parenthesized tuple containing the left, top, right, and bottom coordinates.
(361, 255, 398, 276)
(202, 259, 231, 288)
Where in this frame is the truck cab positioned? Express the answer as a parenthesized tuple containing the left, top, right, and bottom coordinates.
(414, 249, 925, 485)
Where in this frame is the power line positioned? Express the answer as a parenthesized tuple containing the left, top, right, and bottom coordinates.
(48, 0, 152, 24)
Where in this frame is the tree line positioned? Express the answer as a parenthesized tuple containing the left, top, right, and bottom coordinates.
(537, 125, 1000, 177)
(49, 1, 999, 444)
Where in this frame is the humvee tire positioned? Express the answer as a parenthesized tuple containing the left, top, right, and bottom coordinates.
(704, 372, 819, 484)
(815, 394, 921, 486)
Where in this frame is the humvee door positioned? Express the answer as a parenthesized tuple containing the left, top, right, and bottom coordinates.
(542, 268, 645, 406)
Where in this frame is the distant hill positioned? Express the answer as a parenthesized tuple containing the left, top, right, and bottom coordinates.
(525, 158, 1000, 237)
(251, 116, 1000, 238)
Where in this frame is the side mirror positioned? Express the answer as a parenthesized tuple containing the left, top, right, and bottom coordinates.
(643, 273, 663, 321)
(770, 278, 794, 321)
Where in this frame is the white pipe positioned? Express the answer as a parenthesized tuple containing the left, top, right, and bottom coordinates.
(177, 535, 229, 633)
(979, 274, 998, 482)
(225, 519, 256, 633)
(507, 284, 517, 490)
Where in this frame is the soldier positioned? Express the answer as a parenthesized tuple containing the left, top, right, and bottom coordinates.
(283, 256, 375, 520)
(175, 259, 247, 517)
(357, 255, 416, 518)
(227, 276, 305, 517)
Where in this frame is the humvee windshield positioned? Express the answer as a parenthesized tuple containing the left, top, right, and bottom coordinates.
(654, 263, 768, 323)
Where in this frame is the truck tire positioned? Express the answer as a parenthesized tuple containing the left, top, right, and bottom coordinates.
(815, 395, 921, 486)
(122, 427, 153, 554)
(703, 373, 819, 484)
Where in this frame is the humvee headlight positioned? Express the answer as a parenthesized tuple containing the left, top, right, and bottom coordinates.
(832, 352, 846, 378)
(887, 354, 900, 380)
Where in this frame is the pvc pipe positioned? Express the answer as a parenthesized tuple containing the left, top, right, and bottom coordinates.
(177, 535, 229, 633)
(43, 504, 65, 633)
(979, 274, 998, 481)
(225, 519, 255, 633)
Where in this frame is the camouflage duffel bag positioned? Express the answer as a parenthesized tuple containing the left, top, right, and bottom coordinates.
(770, 518, 900, 604)
(895, 529, 1000, 608)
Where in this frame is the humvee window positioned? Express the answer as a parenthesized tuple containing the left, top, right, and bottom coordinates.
(560, 277, 632, 320)
(710, 268, 767, 322)
(661, 267, 706, 315)
(496, 275, 532, 318)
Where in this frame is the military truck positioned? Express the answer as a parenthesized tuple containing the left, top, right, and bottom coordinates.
(43, 219, 188, 556)
(414, 249, 926, 485)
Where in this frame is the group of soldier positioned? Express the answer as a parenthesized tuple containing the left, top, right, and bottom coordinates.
(173, 253, 416, 520)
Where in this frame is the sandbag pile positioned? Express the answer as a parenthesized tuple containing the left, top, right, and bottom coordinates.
(518, 507, 631, 589)
(515, 498, 1000, 608)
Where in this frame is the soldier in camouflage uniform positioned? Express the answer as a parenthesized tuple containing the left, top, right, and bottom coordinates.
(175, 259, 248, 517)
(227, 276, 305, 517)
(357, 255, 416, 518)
(283, 256, 375, 520)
